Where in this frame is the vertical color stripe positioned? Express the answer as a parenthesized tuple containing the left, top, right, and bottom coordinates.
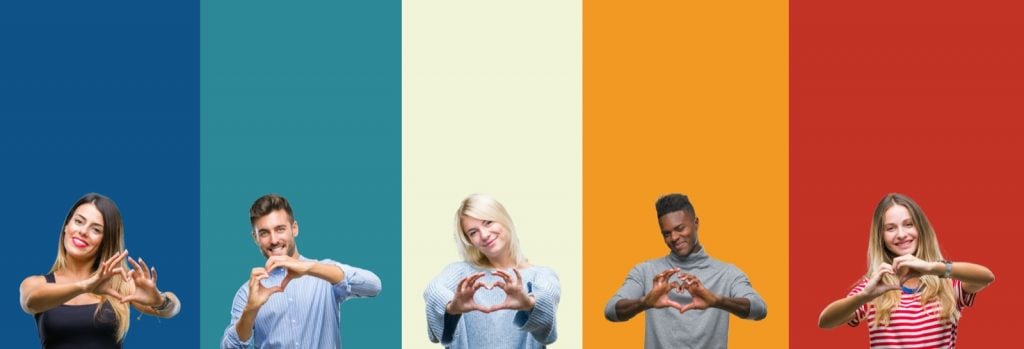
(200, 1, 401, 347)
(791, 1, 1024, 347)
(402, 0, 582, 347)
(1, 1, 199, 347)
(583, 1, 789, 347)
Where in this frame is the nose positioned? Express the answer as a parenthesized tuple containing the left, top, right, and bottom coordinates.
(479, 228, 493, 240)
(667, 231, 680, 243)
(895, 226, 908, 240)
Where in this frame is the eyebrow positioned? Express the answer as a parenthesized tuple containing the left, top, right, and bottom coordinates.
(886, 218, 913, 223)
(76, 214, 104, 228)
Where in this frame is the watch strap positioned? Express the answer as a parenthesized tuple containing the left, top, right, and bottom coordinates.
(940, 260, 952, 278)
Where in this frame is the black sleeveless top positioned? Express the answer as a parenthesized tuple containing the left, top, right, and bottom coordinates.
(34, 273, 122, 349)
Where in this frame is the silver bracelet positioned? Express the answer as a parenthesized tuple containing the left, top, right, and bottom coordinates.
(151, 293, 171, 312)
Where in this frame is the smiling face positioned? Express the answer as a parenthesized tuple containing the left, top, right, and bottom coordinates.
(461, 216, 510, 261)
(62, 203, 105, 262)
(883, 204, 918, 256)
(659, 210, 699, 258)
(252, 209, 298, 259)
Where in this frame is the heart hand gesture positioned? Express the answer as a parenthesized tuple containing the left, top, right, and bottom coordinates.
(675, 273, 720, 314)
(245, 267, 285, 311)
(892, 255, 938, 284)
(264, 256, 313, 291)
(121, 257, 163, 306)
(641, 268, 685, 312)
(861, 263, 901, 299)
(446, 272, 491, 315)
(488, 269, 535, 312)
(80, 250, 129, 301)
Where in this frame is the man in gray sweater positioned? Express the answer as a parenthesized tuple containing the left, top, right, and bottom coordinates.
(604, 194, 767, 349)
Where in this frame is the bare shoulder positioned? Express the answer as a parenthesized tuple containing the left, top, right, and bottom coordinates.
(20, 275, 46, 291)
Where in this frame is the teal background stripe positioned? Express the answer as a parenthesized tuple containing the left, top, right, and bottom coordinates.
(200, 1, 400, 347)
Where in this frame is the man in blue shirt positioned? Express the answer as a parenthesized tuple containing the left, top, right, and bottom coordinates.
(222, 194, 382, 348)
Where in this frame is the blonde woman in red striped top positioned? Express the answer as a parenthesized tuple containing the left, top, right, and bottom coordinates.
(818, 193, 995, 348)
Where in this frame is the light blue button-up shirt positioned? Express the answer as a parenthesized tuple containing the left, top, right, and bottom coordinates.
(221, 256, 382, 349)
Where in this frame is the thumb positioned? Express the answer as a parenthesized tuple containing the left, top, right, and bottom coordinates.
(490, 300, 510, 313)
(870, 283, 897, 296)
(664, 299, 683, 312)
(106, 289, 126, 302)
(678, 301, 695, 314)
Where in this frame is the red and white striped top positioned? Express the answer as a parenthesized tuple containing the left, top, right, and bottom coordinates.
(847, 278, 975, 349)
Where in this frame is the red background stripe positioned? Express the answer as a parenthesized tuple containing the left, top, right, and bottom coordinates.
(791, 1, 1024, 347)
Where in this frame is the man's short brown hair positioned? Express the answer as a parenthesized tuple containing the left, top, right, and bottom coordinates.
(250, 194, 294, 225)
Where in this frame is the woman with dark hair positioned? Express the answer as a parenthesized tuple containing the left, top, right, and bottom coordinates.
(19, 193, 181, 348)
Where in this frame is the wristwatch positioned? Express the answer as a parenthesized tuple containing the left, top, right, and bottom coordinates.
(939, 260, 952, 278)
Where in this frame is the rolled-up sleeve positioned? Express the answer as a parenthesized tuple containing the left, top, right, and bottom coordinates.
(322, 259, 382, 302)
(604, 265, 646, 322)
(221, 284, 253, 349)
(729, 270, 767, 320)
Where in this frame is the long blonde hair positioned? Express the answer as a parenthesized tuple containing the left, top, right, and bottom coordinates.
(453, 194, 527, 268)
(865, 193, 957, 328)
(50, 193, 132, 341)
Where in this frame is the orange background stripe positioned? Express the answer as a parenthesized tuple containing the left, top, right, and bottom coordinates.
(583, 1, 789, 347)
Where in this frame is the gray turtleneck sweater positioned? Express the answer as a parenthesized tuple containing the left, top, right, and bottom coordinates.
(604, 247, 767, 349)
